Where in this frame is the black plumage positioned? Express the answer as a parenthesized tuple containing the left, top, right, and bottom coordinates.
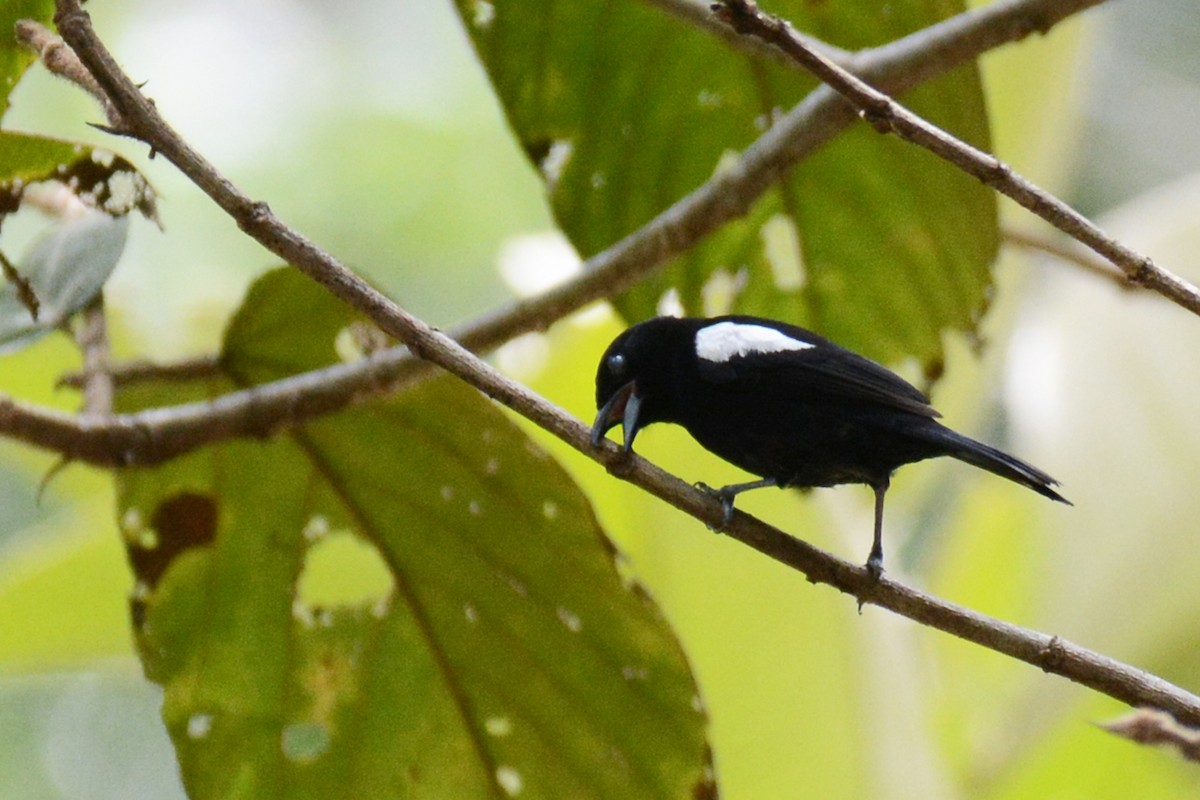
(591, 315, 1068, 575)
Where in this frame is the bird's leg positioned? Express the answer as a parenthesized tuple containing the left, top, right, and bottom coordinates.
(694, 477, 778, 531)
(866, 478, 890, 579)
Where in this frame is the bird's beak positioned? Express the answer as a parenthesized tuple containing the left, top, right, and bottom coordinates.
(591, 380, 642, 452)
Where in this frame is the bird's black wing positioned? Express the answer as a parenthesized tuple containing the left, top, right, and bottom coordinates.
(697, 341, 940, 419)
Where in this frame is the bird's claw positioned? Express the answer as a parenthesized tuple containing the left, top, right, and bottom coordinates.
(694, 482, 735, 531)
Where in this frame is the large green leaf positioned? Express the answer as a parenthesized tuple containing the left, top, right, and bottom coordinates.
(453, 0, 996, 366)
(118, 269, 711, 799)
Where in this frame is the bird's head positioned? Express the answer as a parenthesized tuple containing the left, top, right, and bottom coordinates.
(591, 317, 695, 452)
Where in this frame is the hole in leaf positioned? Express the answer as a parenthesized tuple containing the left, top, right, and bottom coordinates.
(537, 139, 573, 188)
(701, 267, 748, 316)
(657, 287, 684, 317)
(485, 716, 512, 737)
(296, 531, 394, 610)
(760, 213, 806, 291)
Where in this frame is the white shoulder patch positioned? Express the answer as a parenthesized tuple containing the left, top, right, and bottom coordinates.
(695, 321, 814, 363)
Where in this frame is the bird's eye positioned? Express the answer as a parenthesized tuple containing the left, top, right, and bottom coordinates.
(607, 352, 627, 376)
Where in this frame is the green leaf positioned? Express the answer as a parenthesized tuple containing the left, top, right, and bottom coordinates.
(0, 211, 128, 353)
(453, 0, 996, 366)
(118, 269, 712, 799)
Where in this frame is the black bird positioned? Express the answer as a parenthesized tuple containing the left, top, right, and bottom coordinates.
(591, 315, 1068, 575)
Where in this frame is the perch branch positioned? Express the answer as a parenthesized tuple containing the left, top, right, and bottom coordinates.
(713, 0, 1200, 316)
(4, 370, 1200, 726)
(8, 0, 1195, 729)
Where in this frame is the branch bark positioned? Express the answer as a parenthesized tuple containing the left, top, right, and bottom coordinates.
(6, 0, 1110, 464)
(20, 0, 1200, 728)
(1003, 226, 1137, 292)
(74, 296, 114, 417)
(713, 0, 1200, 316)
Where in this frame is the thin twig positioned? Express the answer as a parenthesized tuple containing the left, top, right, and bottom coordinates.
(642, 0, 850, 67)
(15, 19, 123, 129)
(58, 353, 222, 389)
(1003, 227, 1138, 292)
(1101, 708, 1200, 761)
(0, 250, 40, 320)
(73, 295, 114, 416)
(712, 0, 1200, 316)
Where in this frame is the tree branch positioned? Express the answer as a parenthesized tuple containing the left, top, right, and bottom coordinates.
(4, 0, 1194, 730)
(15, 18, 122, 129)
(74, 295, 114, 417)
(1003, 226, 1138, 292)
(7, 359, 1199, 726)
(643, 0, 851, 66)
(58, 353, 222, 389)
(712, 0, 1200, 316)
(12, 0, 1111, 465)
(0, 249, 40, 320)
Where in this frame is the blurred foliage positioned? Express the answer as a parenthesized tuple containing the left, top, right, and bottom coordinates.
(2, 1, 1200, 799)
(253, 114, 552, 324)
(453, 0, 997, 368)
(0, 212, 128, 353)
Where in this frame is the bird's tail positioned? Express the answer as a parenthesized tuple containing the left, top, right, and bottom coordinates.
(934, 427, 1070, 505)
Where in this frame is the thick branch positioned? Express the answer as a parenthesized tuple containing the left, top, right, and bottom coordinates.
(30, 0, 1200, 727)
(714, 0, 1200, 316)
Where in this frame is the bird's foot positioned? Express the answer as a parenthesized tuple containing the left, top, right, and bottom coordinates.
(855, 555, 885, 613)
(865, 552, 884, 582)
(694, 482, 736, 531)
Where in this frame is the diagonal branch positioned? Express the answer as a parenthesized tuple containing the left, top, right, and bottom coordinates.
(713, 0, 1200, 316)
(13, 0, 1199, 730)
(6, 355, 1200, 727)
(11, 0, 1108, 463)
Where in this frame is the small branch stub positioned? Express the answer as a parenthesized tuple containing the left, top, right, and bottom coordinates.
(0, 250, 40, 320)
(1102, 708, 1200, 762)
